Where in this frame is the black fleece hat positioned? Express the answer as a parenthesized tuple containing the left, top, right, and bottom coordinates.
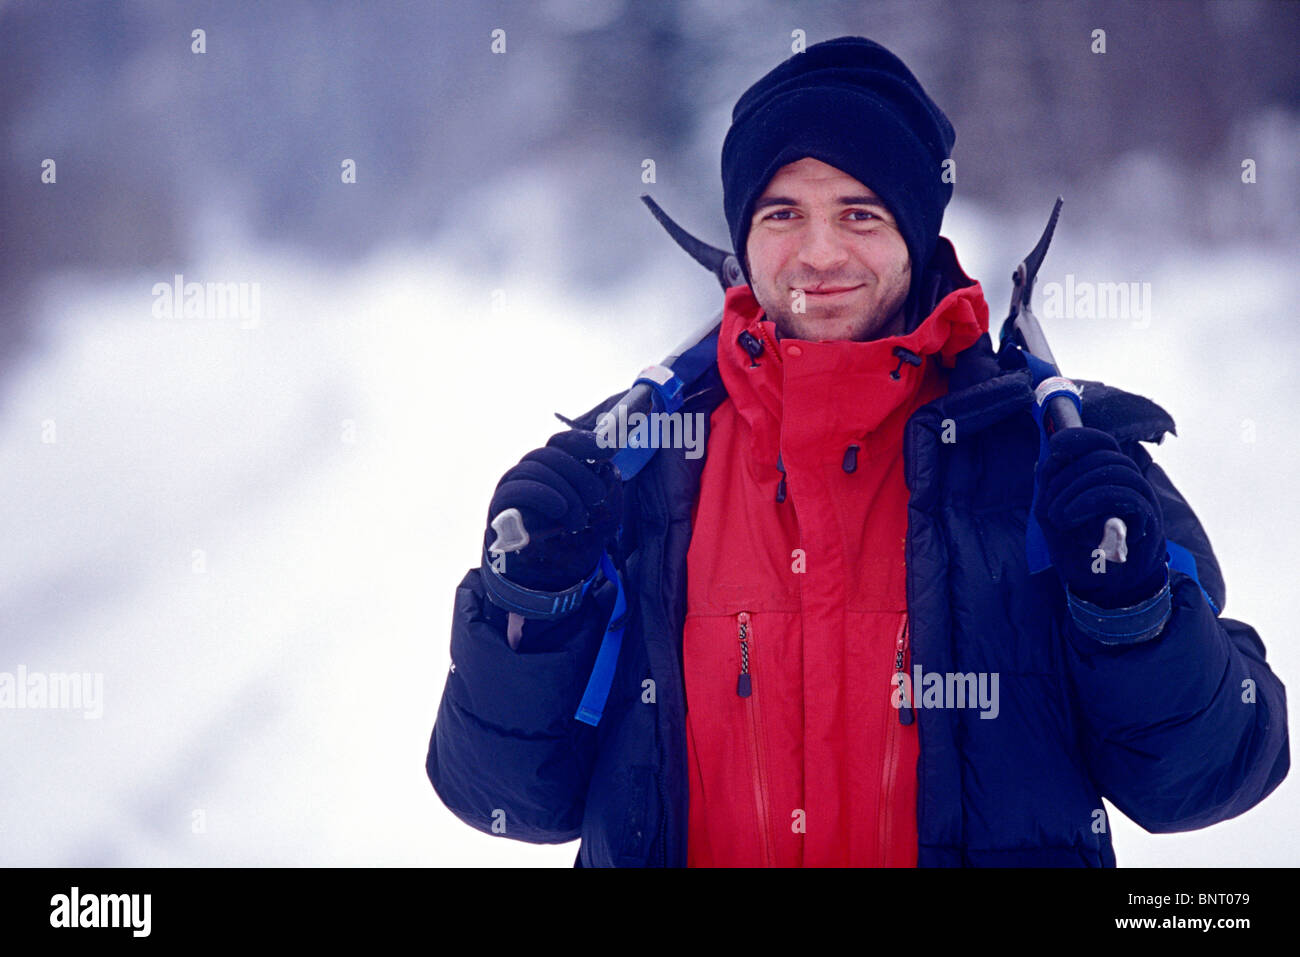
(722, 36, 956, 318)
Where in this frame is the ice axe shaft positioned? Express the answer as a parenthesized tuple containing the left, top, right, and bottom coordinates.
(486, 309, 722, 556)
(488, 197, 736, 556)
(1009, 198, 1128, 564)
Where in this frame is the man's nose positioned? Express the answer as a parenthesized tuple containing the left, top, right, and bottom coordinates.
(797, 216, 850, 272)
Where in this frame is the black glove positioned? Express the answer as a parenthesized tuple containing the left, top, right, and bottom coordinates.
(1034, 427, 1167, 608)
(484, 429, 622, 592)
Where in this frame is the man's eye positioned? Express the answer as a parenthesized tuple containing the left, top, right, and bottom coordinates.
(763, 209, 795, 221)
(847, 210, 880, 222)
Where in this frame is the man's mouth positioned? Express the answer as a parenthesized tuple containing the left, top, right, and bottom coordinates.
(801, 284, 863, 298)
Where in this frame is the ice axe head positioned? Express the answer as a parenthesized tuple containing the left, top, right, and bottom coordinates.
(641, 194, 745, 289)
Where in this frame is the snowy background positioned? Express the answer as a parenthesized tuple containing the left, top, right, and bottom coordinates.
(1, 0, 1297, 866)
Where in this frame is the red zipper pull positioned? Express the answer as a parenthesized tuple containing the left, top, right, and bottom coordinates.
(894, 614, 913, 725)
(737, 611, 752, 697)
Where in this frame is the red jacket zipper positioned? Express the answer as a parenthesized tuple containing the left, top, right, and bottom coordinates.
(736, 611, 774, 866)
(894, 612, 913, 726)
(879, 613, 911, 864)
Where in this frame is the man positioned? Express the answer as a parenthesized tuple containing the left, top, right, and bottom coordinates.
(426, 36, 1288, 867)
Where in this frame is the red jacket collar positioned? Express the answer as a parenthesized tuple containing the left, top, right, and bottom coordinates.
(716, 243, 989, 465)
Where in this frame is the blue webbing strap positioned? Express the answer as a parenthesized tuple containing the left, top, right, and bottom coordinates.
(608, 330, 719, 481)
(484, 544, 630, 725)
(609, 367, 684, 481)
(635, 367, 686, 415)
(1166, 539, 1221, 615)
(573, 331, 719, 722)
(574, 550, 628, 727)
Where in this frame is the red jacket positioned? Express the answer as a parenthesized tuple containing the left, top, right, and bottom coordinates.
(684, 274, 988, 866)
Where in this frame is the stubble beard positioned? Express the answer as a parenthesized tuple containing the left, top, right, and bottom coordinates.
(768, 284, 909, 342)
(756, 257, 911, 343)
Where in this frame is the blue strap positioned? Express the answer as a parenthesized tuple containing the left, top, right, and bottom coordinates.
(608, 330, 718, 481)
(1166, 539, 1221, 615)
(574, 550, 628, 727)
(610, 367, 685, 480)
(634, 368, 686, 415)
(1021, 348, 1059, 388)
(1022, 349, 1081, 574)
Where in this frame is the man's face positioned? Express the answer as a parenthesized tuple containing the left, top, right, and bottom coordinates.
(745, 157, 911, 342)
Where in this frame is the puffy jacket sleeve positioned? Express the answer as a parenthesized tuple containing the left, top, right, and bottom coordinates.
(1061, 441, 1290, 832)
(426, 566, 614, 844)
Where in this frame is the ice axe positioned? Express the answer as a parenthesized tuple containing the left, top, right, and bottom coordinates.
(1001, 197, 1128, 564)
(488, 196, 737, 555)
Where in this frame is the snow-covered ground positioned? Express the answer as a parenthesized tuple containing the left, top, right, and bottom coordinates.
(1, 204, 1295, 866)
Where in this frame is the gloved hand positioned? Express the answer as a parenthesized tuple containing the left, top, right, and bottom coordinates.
(484, 429, 622, 593)
(1034, 426, 1167, 608)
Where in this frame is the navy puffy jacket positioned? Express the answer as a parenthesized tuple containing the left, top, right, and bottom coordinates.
(426, 324, 1289, 867)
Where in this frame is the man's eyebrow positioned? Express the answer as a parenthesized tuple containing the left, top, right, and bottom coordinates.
(836, 195, 889, 208)
(753, 195, 890, 211)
